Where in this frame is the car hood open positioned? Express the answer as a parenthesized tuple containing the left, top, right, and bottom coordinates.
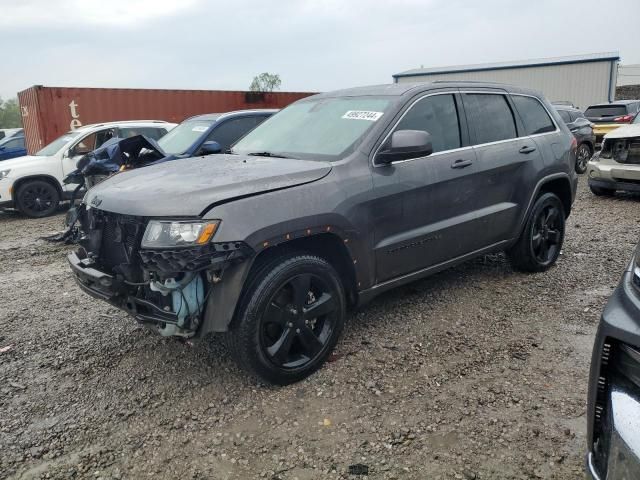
(84, 154, 332, 217)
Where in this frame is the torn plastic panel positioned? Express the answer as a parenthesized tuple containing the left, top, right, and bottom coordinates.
(68, 205, 254, 337)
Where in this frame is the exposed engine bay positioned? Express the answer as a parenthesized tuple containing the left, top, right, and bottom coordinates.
(601, 136, 640, 164)
(69, 206, 252, 337)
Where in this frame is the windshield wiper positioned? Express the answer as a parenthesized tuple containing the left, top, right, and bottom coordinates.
(246, 151, 292, 159)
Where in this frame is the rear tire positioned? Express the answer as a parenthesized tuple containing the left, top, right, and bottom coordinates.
(226, 253, 346, 385)
(589, 184, 615, 196)
(507, 192, 565, 273)
(16, 180, 61, 218)
(575, 143, 592, 174)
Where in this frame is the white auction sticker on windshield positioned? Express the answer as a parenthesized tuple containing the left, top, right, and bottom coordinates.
(342, 110, 383, 121)
(192, 126, 208, 132)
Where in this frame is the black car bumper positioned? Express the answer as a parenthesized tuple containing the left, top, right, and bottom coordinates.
(588, 178, 640, 193)
(586, 268, 640, 479)
(68, 250, 180, 325)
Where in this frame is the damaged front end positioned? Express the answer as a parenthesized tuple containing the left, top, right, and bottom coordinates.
(68, 205, 252, 338)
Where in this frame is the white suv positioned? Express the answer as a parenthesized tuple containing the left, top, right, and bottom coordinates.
(0, 120, 176, 217)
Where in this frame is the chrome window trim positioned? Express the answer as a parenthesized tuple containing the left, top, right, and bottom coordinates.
(371, 91, 463, 168)
(373, 90, 560, 168)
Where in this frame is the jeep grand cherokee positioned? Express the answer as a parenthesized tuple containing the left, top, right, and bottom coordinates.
(68, 82, 578, 384)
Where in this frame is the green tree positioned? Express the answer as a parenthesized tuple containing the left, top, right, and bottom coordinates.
(0, 98, 22, 128)
(249, 73, 282, 92)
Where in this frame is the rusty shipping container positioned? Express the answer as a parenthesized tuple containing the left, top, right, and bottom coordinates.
(17, 86, 316, 154)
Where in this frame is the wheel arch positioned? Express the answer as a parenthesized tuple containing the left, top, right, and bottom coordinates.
(12, 174, 63, 201)
(199, 232, 359, 336)
(538, 176, 573, 218)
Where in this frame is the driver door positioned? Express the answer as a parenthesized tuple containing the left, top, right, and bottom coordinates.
(371, 91, 483, 282)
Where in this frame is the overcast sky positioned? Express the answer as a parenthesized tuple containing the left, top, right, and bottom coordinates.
(1, 0, 639, 99)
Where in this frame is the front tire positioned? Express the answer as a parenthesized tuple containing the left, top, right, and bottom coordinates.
(16, 180, 61, 218)
(507, 192, 565, 272)
(226, 254, 346, 385)
(575, 143, 592, 174)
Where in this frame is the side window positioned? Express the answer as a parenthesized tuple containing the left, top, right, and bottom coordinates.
(16, 137, 25, 148)
(207, 117, 264, 150)
(73, 132, 98, 155)
(394, 94, 461, 153)
(512, 95, 556, 135)
(95, 129, 116, 148)
(463, 94, 517, 144)
(557, 110, 571, 124)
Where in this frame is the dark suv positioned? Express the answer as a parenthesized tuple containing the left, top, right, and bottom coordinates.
(555, 105, 596, 174)
(68, 82, 578, 384)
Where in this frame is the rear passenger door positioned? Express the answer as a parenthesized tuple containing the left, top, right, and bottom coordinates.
(460, 91, 543, 246)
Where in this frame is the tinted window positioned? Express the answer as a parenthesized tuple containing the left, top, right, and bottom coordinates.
(584, 105, 628, 118)
(512, 96, 556, 135)
(463, 94, 517, 144)
(207, 117, 265, 151)
(158, 120, 215, 155)
(557, 110, 571, 124)
(394, 94, 461, 153)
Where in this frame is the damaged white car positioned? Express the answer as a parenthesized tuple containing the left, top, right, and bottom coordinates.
(587, 115, 640, 196)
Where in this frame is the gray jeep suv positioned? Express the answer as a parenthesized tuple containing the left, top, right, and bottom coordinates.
(68, 82, 578, 384)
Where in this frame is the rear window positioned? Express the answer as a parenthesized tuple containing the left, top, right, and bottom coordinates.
(584, 105, 629, 118)
(512, 96, 556, 135)
(463, 93, 517, 145)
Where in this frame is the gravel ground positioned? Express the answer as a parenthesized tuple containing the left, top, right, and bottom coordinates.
(1, 180, 639, 480)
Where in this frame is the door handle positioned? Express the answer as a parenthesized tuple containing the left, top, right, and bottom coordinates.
(451, 159, 473, 169)
(519, 146, 536, 154)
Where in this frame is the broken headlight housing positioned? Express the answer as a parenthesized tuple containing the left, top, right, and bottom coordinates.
(141, 220, 220, 249)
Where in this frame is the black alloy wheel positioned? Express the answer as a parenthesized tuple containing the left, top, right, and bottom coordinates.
(261, 273, 337, 369)
(507, 192, 565, 272)
(531, 203, 563, 265)
(16, 180, 60, 218)
(227, 254, 346, 385)
(575, 143, 592, 174)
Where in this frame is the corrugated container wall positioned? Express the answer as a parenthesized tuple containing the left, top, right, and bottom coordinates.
(17, 86, 316, 154)
(395, 61, 617, 111)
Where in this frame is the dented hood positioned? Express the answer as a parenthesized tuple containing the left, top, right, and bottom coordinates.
(84, 154, 332, 217)
(604, 124, 640, 139)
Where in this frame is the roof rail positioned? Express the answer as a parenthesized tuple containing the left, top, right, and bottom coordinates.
(431, 80, 510, 85)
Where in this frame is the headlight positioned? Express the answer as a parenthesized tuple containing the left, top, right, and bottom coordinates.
(0, 169, 10, 179)
(141, 220, 220, 248)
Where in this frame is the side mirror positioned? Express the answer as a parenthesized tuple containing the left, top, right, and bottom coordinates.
(376, 130, 433, 165)
(200, 141, 222, 155)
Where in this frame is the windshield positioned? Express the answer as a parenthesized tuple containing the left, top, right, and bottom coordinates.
(157, 119, 216, 155)
(34, 131, 82, 156)
(231, 97, 392, 160)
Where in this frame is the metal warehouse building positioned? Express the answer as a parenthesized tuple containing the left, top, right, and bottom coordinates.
(393, 52, 620, 110)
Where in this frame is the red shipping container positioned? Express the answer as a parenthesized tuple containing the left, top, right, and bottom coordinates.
(17, 86, 316, 154)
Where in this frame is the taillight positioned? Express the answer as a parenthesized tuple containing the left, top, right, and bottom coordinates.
(614, 114, 634, 123)
(571, 137, 577, 151)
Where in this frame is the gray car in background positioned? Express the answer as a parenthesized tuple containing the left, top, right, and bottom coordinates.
(68, 82, 577, 384)
(555, 105, 596, 173)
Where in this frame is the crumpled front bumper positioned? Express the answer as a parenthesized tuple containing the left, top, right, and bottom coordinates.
(68, 250, 180, 325)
